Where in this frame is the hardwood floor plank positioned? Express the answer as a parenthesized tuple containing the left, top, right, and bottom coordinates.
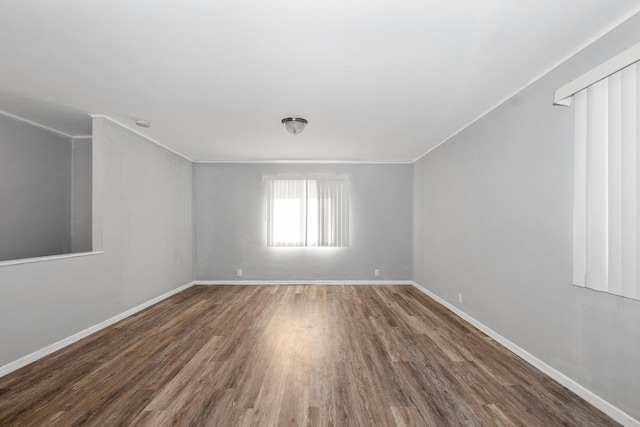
(307, 406, 337, 427)
(0, 285, 620, 426)
(474, 403, 519, 427)
(390, 405, 428, 427)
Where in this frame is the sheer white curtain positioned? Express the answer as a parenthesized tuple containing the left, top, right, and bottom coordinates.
(266, 179, 307, 247)
(572, 63, 640, 300)
(266, 177, 349, 247)
(313, 179, 349, 247)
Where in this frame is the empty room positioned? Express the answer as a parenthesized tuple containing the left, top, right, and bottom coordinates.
(1, 1, 639, 426)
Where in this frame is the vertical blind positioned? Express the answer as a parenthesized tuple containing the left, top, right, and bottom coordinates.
(266, 179, 307, 247)
(266, 178, 349, 247)
(572, 62, 640, 300)
(315, 180, 350, 247)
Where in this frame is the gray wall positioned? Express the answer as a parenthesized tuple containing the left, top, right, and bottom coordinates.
(195, 163, 412, 281)
(71, 138, 92, 253)
(0, 115, 72, 261)
(413, 14, 640, 420)
(0, 117, 193, 367)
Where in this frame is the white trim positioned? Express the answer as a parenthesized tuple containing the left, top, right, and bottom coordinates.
(412, 5, 640, 163)
(195, 280, 413, 286)
(0, 251, 104, 268)
(0, 109, 76, 139)
(3, 278, 635, 425)
(89, 115, 194, 162)
(0, 281, 195, 378)
(194, 160, 413, 165)
(72, 135, 92, 140)
(261, 174, 350, 182)
(554, 41, 640, 106)
(91, 117, 104, 252)
(411, 281, 640, 427)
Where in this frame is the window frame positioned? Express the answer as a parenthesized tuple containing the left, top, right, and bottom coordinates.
(554, 42, 640, 301)
(263, 175, 350, 248)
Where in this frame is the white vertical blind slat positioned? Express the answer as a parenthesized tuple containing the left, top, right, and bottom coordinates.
(608, 72, 623, 296)
(621, 64, 638, 299)
(266, 180, 274, 247)
(585, 80, 609, 292)
(573, 91, 588, 287)
(314, 180, 324, 246)
(634, 64, 640, 300)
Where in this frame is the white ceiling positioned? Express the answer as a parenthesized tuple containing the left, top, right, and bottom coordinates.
(1, 1, 639, 162)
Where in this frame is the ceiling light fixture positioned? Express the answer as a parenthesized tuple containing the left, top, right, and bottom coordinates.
(281, 117, 308, 136)
(135, 119, 150, 128)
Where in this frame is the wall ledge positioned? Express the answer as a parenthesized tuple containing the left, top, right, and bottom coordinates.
(0, 251, 104, 268)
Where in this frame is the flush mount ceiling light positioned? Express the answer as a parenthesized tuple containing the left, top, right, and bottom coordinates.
(281, 117, 308, 136)
(135, 119, 150, 128)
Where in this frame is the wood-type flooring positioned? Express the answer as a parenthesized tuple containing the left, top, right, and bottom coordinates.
(0, 285, 619, 426)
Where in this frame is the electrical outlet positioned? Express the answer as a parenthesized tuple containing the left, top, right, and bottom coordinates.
(374, 269, 380, 277)
(237, 269, 243, 277)
(458, 292, 463, 303)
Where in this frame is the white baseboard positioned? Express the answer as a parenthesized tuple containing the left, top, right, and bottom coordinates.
(195, 280, 414, 286)
(0, 281, 195, 378)
(411, 281, 640, 427)
(6, 279, 633, 425)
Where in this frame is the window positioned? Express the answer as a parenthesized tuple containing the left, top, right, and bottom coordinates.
(554, 42, 640, 300)
(265, 177, 349, 247)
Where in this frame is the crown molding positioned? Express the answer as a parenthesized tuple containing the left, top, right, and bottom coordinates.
(0, 109, 77, 139)
(193, 159, 413, 165)
(412, 5, 640, 164)
(89, 114, 194, 162)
